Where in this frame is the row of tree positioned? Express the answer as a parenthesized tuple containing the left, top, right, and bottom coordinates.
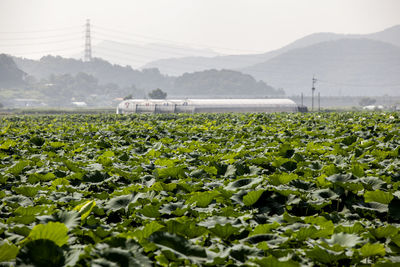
(2, 54, 285, 107)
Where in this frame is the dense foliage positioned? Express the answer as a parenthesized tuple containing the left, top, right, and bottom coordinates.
(172, 69, 282, 97)
(7, 56, 282, 107)
(1, 112, 400, 266)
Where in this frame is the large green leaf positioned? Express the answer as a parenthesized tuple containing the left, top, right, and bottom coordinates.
(16, 239, 65, 267)
(157, 165, 186, 179)
(364, 190, 394, 204)
(250, 222, 280, 236)
(148, 232, 207, 259)
(210, 223, 240, 239)
(252, 255, 300, 267)
(186, 191, 220, 207)
(105, 195, 132, 212)
(73, 200, 96, 220)
(370, 225, 398, 239)
(24, 222, 69, 247)
(322, 233, 361, 248)
(122, 221, 164, 241)
(359, 243, 386, 257)
(306, 246, 347, 264)
(226, 177, 263, 190)
(94, 247, 152, 267)
(243, 190, 264, 206)
(139, 204, 161, 218)
(0, 241, 19, 262)
(12, 186, 40, 197)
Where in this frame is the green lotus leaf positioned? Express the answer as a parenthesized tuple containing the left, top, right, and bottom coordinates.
(243, 190, 265, 206)
(210, 223, 240, 239)
(251, 255, 300, 267)
(7, 161, 29, 176)
(24, 222, 69, 247)
(30, 136, 45, 146)
(156, 165, 187, 179)
(294, 226, 319, 241)
(186, 191, 220, 208)
(306, 245, 348, 264)
(74, 200, 96, 220)
(360, 177, 386, 191)
(38, 211, 81, 230)
(364, 190, 393, 205)
(243, 234, 288, 247)
(353, 202, 388, 213)
(229, 244, 262, 263)
(122, 221, 164, 241)
(269, 173, 298, 186)
(165, 220, 206, 239)
(351, 163, 365, 178)
(0, 139, 17, 150)
(16, 239, 65, 267)
(94, 247, 152, 267)
(341, 135, 357, 146)
(226, 177, 263, 190)
(148, 232, 207, 259)
(224, 164, 237, 177)
(322, 233, 362, 248)
(105, 195, 133, 212)
(370, 225, 398, 239)
(334, 222, 365, 234)
(3, 195, 33, 207)
(250, 222, 280, 236)
(12, 185, 40, 198)
(139, 204, 161, 218)
(0, 241, 19, 262)
(359, 243, 386, 257)
(326, 173, 354, 184)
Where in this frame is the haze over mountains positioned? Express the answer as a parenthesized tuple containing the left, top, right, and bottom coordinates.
(243, 39, 400, 95)
(143, 25, 400, 75)
(142, 25, 400, 96)
(91, 41, 221, 69)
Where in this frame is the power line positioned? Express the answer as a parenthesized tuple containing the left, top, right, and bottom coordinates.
(0, 25, 82, 34)
(0, 38, 81, 47)
(93, 24, 266, 54)
(91, 32, 271, 67)
(10, 46, 83, 56)
(0, 32, 83, 41)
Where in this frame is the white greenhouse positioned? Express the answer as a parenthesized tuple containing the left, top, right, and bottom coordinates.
(116, 99, 301, 114)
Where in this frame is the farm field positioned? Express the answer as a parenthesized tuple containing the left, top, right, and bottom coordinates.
(1, 112, 400, 266)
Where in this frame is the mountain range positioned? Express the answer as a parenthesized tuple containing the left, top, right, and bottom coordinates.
(143, 25, 400, 75)
(142, 25, 400, 95)
(89, 41, 221, 69)
(243, 38, 400, 95)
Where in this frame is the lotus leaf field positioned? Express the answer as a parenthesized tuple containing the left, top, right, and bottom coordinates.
(1, 112, 400, 266)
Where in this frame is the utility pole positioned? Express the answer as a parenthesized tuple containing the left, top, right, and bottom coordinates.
(301, 92, 303, 107)
(84, 19, 92, 62)
(311, 76, 317, 111)
(318, 92, 320, 112)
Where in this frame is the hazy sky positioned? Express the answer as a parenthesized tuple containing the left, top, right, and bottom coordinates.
(1, 0, 399, 59)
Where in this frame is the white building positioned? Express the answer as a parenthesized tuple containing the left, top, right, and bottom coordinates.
(116, 99, 300, 114)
